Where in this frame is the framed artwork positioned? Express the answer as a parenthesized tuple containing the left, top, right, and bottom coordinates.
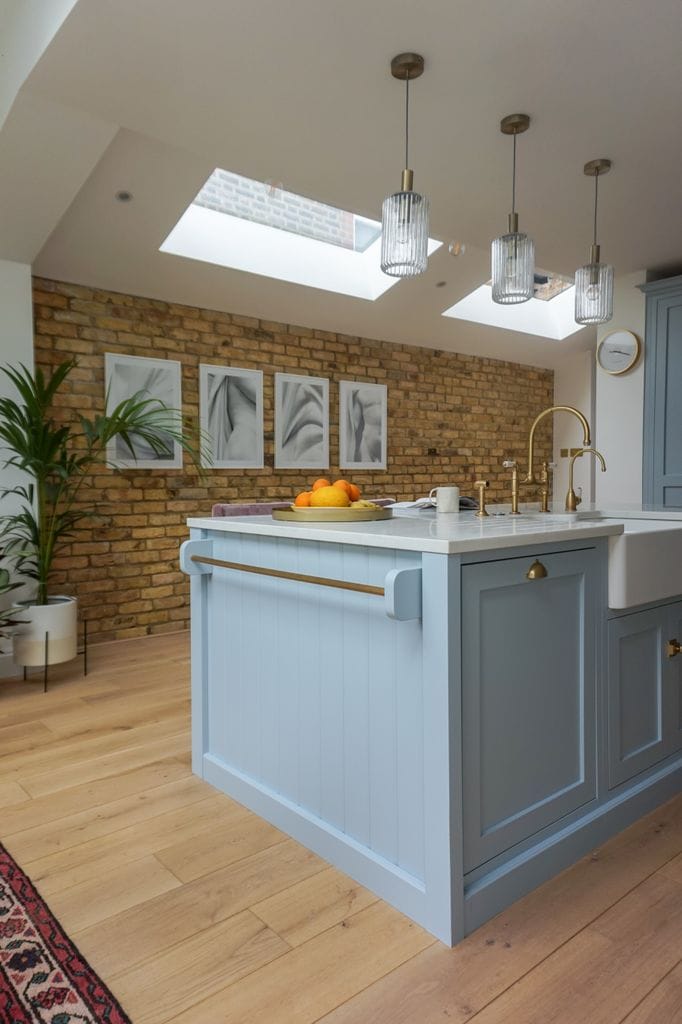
(199, 364, 264, 469)
(339, 381, 387, 470)
(104, 353, 183, 469)
(275, 373, 329, 469)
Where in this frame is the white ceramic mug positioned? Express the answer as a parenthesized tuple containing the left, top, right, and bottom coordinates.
(429, 485, 460, 513)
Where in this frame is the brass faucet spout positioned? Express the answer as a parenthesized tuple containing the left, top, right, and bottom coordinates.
(566, 447, 606, 513)
(525, 405, 591, 485)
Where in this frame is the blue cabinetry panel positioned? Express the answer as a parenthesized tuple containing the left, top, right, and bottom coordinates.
(462, 547, 597, 872)
(642, 276, 682, 506)
(607, 609, 665, 787)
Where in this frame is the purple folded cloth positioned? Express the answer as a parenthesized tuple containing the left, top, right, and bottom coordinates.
(211, 498, 397, 517)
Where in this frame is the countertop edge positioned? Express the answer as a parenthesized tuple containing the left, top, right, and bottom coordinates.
(186, 516, 624, 554)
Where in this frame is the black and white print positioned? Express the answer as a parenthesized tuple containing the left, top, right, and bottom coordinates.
(104, 353, 183, 469)
(199, 364, 263, 469)
(275, 373, 329, 469)
(339, 381, 387, 470)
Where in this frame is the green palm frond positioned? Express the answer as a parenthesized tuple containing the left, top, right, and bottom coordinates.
(0, 358, 206, 605)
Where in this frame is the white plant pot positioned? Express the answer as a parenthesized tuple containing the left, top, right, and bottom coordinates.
(12, 595, 78, 668)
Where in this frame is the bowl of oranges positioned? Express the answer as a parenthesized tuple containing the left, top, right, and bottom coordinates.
(272, 479, 392, 522)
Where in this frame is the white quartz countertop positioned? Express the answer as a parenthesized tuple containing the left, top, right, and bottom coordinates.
(187, 509, 624, 555)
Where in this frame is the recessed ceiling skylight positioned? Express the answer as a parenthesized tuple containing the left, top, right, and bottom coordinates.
(161, 168, 441, 301)
(442, 275, 583, 341)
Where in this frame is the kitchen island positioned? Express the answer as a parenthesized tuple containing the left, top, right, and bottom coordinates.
(180, 509, 682, 944)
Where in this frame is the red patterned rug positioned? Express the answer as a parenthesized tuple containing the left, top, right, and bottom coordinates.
(0, 843, 131, 1023)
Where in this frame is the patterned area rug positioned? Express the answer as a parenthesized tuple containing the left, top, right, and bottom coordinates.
(0, 843, 131, 1023)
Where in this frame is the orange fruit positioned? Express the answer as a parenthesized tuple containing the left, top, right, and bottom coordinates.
(348, 483, 361, 502)
(293, 491, 312, 507)
(312, 478, 331, 491)
(310, 485, 351, 508)
(332, 479, 352, 497)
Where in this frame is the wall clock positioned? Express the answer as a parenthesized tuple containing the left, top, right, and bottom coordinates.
(596, 329, 642, 375)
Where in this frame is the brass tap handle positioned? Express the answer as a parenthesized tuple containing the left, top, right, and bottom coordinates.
(566, 447, 607, 513)
(502, 460, 520, 515)
(539, 461, 556, 513)
(474, 479, 489, 517)
(668, 639, 681, 659)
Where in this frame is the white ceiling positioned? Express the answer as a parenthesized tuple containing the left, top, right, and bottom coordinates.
(2, 0, 681, 369)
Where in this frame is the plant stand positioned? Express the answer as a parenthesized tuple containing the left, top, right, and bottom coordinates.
(21, 618, 88, 693)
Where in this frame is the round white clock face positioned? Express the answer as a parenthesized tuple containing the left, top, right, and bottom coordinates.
(597, 330, 641, 375)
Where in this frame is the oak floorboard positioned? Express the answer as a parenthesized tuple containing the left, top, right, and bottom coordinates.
(5, 775, 212, 865)
(0, 757, 189, 836)
(0, 781, 29, 808)
(155, 812, 285, 883)
(621, 961, 682, 1023)
(74, 839, 326, 978)
(167, 902, 434, 1024)
(318, 796, 682, 1024)
(251, 866, 378, 948)
(47, 854, 181, 932)
(110, 911, 289, 1024)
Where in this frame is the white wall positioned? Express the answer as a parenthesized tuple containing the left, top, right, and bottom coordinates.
(0, 259, 34, 674)
(594, 270, 646, 505)
(553, 349, 596, 506)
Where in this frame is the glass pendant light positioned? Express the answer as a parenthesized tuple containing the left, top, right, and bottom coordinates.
(381, 52, 429, 277)
(491, 113, 535, 304)
(575, 159, 614, 325)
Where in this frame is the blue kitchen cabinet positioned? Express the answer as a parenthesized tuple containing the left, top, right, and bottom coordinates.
(461, 547, 598, 872)
(642, 275, 682, 507)
(608, 600, 682, 789)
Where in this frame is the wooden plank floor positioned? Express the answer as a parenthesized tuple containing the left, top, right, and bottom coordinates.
(2, 633, 682, 1023)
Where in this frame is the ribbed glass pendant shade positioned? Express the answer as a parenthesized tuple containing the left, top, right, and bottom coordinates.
(381, 190, 429, 277)
(491, 231, 535, 304)
(574, 262, 614, 325)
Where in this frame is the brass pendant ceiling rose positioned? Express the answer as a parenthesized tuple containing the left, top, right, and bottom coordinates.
(584, 158, 612, 176)
(500, 113, 530, 135)
(390, 52, 425, 80)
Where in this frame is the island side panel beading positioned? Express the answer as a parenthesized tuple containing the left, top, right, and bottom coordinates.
(200, 530, 428, 883)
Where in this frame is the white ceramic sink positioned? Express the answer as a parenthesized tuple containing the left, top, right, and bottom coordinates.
(606, 519, 682, 609)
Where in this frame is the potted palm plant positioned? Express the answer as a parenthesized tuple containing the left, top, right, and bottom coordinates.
(0, 358, 200, 669)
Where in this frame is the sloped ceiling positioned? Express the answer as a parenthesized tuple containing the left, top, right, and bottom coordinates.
(1, 0, 681, 368)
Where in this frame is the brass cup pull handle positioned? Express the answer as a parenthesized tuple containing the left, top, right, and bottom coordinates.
(668, 639, 681, 658)
(526, 559, 548, 580)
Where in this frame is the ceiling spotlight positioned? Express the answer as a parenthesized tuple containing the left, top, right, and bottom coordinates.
(448, 241, 466, 257)
(115, 190, 133, 203)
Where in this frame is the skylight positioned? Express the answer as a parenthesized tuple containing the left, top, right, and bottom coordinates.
(161, 168, 441, 301)
(442, 276, 583, 341)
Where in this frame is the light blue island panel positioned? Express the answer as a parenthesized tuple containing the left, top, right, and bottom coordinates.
(181, 527, 458, 942)
(182, 524, 682, 945)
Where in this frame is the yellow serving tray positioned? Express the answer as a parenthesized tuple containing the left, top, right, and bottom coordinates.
(272, 506, 393, 523)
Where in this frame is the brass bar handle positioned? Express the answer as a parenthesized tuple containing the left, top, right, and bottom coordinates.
(526, 559, 548, 580)
(667, 639, 681, 658)
(191, 554, 385, 597)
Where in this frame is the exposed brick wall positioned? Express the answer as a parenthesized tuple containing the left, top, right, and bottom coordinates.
(32, 278, 553, 644)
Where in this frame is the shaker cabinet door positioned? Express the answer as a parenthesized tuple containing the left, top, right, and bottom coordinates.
(607, 608, 667, 788)
(462, 548, 598, 873)
(643, 277, 682, 507)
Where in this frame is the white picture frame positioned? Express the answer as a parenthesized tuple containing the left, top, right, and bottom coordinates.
(339, 381, 387, 470)
(199, 364, 264, 469)
(104, 352, 183, 469)
(275, 373, 329, 470)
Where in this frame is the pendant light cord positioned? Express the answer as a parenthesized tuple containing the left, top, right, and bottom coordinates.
(593, 172, 599, 246)
(511, 133, 517, 215)
(404, 76, 410, 169)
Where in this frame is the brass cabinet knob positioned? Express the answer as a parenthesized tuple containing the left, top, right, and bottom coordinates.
(526, 559, 548, 580)
(667, 639, 681, 658)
